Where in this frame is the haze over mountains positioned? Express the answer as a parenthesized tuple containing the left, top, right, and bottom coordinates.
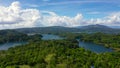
(12, 24, 120, 34)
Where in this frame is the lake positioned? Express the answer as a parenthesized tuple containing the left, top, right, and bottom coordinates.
(41, 34, 113, 53)
(0, 34, 63, 50)
(0, 42, 26, 50)
(79, 41, 113, 53)
(0, 34, 113, 53)
(42, 34, 63, 40)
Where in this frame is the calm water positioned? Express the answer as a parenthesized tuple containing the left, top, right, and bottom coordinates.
(0, 34, 63, 50)
(42, 34, 113, 53)
(42, 34, 63, 40)
(0, 42, 26, 50)
(0, 34, 113, 53)
(79, 41, 113, 53)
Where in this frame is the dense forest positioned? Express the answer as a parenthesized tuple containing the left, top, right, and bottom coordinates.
(0, 39, 119, 68)
(0, 30, 42, 44)
(0, 30, 119, 68)
(59, 32, 120, 51)
(0, 30, 28, 44)
(15, 25, 120, 34)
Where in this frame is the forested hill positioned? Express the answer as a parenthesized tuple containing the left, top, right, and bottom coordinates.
(15, 25, 120, 34)
(0, 30, 25, 36)
(0, 30, 28, 44)
(0, 25, 119, 34)
(15, 26, 80, 34)
(0, 30, 43, 44)
(76, 24, 120, 34)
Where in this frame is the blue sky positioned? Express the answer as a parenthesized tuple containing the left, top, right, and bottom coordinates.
(0, 0, 120, 29)
(1, 0, 120, 18)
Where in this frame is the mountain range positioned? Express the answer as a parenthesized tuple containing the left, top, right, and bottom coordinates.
(14, 24, 120, 34)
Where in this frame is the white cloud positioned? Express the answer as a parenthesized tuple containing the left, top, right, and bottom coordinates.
(107, 12, 120, 23)
(0, 1, 21, 24)
(0, 1, 84, 29)
(0, 1, 120, 29)
(40, 11, 83, 27)
(87, 12, 120, 26)
(0, 1, 41, 29)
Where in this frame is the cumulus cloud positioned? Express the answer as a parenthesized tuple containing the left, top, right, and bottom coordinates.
(0, 1, 42, 29)
(40, 11, 83, 27)
(0, 1, 84, 29)
(0, 1, 21, 24)
(0, 1, 120, 29)
(87, 12, 120, 26)
(106, 12, 120, 25)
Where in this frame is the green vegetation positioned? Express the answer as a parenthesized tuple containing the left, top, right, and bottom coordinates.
(0, 30, 28, 44)
(0, 39, 120, 68)
(0, 30, 119, 68)
(0, 30, 42, 44)
(15, 25, 120, 34)
(59, 32, 120, 51)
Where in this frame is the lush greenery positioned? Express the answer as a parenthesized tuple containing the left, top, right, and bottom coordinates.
(0, 30, 42, 44)
(0, 39, 119, 68)
(15, 25, 120, 34)
(59, 32, 120, 51)
(0, 29, 119, 68)
(0, 30, 28, 44)
(16, 26, 80, 34)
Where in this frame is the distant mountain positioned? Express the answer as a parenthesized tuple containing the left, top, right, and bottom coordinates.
(15, 26, 80, 34)
(109, 26, 120, 29)
(81, 24, 111, 29)
(78, 24, 117, 33)
(13, 25, 120, 34)
(70, 24, 120, 34)
(0, 30, 24, 35)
